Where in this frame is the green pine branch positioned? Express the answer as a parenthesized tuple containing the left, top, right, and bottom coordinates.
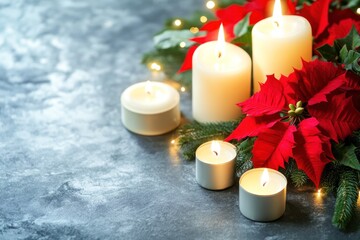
(332, 167, 359, 230)
(282, 159, 309, 188)
(234, 137, 255, 177)
(178, 120, 240, 160)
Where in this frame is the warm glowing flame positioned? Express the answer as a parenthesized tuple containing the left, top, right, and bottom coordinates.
(145, 80, 152, 94)
(216, 24, 225, 58)
(211, 141, 221, 157)
(272, 0, 282, 28)
(261, 168, 269, 187)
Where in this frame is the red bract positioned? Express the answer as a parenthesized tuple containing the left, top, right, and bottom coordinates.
(298, 0, 330, 38)
(227, 59, 360, 188)
(315, 9, 360, 48)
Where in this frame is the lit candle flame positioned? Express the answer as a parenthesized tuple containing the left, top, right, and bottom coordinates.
(211, 140, 221, 157)
(145, 80, 152, 95)
(272, 0, 282, 28)
(216, 24, 225, 59)
(261, 168, 269, 187)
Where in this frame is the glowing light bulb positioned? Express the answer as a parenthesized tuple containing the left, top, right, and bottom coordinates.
(179, 41, 186, 48)
(206, 1, 215, 9)
(150, 62, 161, 71)
(190, 27, 199, 34)
(171, 139, 176, 144)
(180, 86, 186, 92)
(317, 189, 322, 197)
(357, 8, 360, 15)
(174, 19, 182, 27)
(200, 16, 208, 23)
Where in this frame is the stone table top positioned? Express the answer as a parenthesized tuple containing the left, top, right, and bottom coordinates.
(0, 0, 359, 239)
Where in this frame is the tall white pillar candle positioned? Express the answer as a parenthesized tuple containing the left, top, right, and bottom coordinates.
(192, 24, 251, 123)
(252, 0, 312, 92)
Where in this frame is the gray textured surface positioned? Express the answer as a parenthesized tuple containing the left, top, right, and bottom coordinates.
(0, 0, 359, 239)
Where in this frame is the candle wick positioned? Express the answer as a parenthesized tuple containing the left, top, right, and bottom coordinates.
(218, 52, 222, 59)
(262, 181, 267, 187)
(274, 21, 279, 28)
(213, 151, 218, 156)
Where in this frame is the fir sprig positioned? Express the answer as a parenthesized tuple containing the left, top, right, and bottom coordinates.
(178, 120, 240, 160)
(332, 168, 359, 230)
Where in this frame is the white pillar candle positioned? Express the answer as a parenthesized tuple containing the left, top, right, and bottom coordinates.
(192, 24, 251, 123)
(196, 140, 236, 190)
(239, 168, 287, 221)
(252, 0, 312, 92)
(121, 81, 180, 136)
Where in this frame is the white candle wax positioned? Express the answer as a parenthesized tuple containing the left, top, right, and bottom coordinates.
(196, 141, 236, 190)
(252, 13, 312, 92)
(192, 31, 251, 122)
(121, 81, 180, 136)
(239, 168, 287, 221)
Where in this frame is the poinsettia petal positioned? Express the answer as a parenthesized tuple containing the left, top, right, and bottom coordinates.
(293, 118, 331, 188)
(252, 121, 296, 169)
(239, 75, 286, 116)
(308, 73, 346, 105)
(298, 0, 330, 38)
(177, 45, 198, 73)
(315, 18, 360, 48)
(343, 71, 360, 91)
(308, 93, 360, 142)
(216, 4, 246, 24)
(287, 59, 344, 104)
(225, 114, 281, 141)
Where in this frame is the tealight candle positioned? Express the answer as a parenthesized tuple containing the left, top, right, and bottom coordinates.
(252, 0, 312, 92)
(121, 81, 180, 136)
(192, 24, 251, 122)
(196, 140, 236, 190)
(239, 168, 287, 221)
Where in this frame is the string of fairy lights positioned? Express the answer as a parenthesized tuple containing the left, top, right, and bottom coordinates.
(148, 1, 217, 94)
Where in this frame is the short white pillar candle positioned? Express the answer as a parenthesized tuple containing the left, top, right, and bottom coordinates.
(192, 24, 251, 123)
(196, 141, 236, 190)
(252, 0, 312, 92)
(121, 81, 180, 136)
(239, 168, 287, 221)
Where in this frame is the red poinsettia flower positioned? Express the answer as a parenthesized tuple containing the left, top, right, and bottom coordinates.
(226, 59, 360, 188)
(314, 9, 360, 48)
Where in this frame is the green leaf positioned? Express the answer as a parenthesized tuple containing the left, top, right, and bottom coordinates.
(232, 24, 253, 56)
(317, 25, 360, 64)
(343, 50, 360, 72)
(153, 30, 195, 49)
(318, 44, 338, 61)
(233, 13, 251, 37)
(217, 0, 246, 8)
(337, 144, 360, 171)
